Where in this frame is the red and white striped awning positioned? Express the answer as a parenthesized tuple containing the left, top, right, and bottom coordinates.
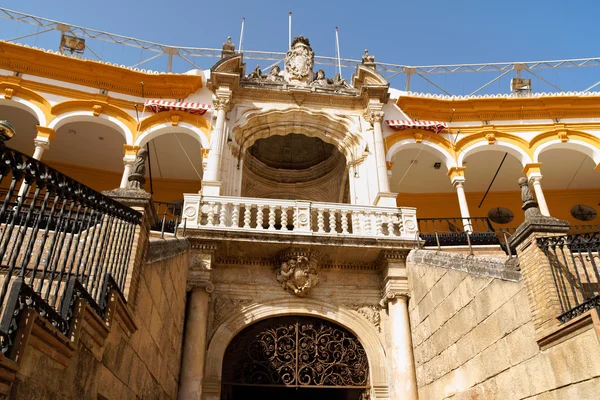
(144, 99, 211, 115)
(386, 120, 448, 133)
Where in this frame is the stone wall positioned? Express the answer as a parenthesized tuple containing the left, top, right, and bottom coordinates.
(408, 249, 600, 399)
(6, 237, 190, 400)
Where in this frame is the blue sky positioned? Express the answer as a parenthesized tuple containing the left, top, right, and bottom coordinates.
(1, 1, 599, 94)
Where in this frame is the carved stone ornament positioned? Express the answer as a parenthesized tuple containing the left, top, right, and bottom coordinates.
(284, 36, 315, 84)
(351, 304, 382, 332)
(276, 248, 321, 297)
(213, 296, 251, 327)
(485, 132, 496, 144)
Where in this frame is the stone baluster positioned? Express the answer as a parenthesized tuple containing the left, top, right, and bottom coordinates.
(219, 203, 228, 227)
(329, 209, 338, 233)
(364, 211, 373, 234)
(375, 212, 383, 236)
(207, 202, 216, 226)
(387, 212, 397, 236)
(256, 205, 264, 229)
(281, 206, 289, 231)
(317, 209, 325, 233)
(268, 205, 276, 230)
(341, 210, 349, 234)
(243, 204, 251, 229)
(232, 203, 240, 228)
(351, 211, 360, 235)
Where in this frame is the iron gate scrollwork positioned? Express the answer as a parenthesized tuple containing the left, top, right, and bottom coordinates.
(222, 316, 369, 388)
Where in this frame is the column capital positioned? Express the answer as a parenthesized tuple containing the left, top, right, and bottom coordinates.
(36, 126, 55, 141)
(187, 280, 214, 293)
(379, 291, 410, 308)
(523, 162, 542, 178)
(213, 88, 233, 111)
(447, 166, 466, 186)
(364, 109, 385, 125)
(33, 137, 50, 150)
(123, 144, 140, 156)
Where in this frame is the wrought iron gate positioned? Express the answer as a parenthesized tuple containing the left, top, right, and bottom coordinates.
(222, 316, 370, 390)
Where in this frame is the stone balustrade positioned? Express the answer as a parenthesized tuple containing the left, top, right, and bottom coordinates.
(182, 194, 418, 239)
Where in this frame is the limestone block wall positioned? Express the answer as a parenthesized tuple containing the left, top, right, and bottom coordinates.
(407, 249, 600, 399)
(7, 237, 190, 400)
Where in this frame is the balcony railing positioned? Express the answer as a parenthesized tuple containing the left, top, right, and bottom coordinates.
(537, 232, 600, 324)
(0, 141, 141, 358)
(182, 195, 419, 240)
(417, 217, 500, 246)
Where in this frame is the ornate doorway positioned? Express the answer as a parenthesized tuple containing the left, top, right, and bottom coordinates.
(221, 316, 370, 400)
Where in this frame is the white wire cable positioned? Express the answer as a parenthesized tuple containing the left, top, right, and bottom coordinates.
(395, 133, 433, 187)
(173, 133, 203, 179)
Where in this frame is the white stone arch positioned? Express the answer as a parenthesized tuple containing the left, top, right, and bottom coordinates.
(386, 139, 457, 170)
(0, 97, 46, 126)
(48, 111, 133, 144)
(458, 140, 533, 166)
(534, 139, 600, 165)
(135, 121, 208, 148)
(204, 297, 389, 400)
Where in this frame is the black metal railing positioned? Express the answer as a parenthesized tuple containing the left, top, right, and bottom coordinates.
(0, 142, 141, 357)
(151, 201, 183, 236)
(537, 232, 600, 323)
(417, 217, 499, 246)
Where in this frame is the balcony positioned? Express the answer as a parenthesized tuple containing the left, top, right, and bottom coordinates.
(181, 194, 418, 243)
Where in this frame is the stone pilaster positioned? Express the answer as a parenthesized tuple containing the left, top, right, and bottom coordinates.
(379, 250, 418, 400)
(178, 241, 216, 400)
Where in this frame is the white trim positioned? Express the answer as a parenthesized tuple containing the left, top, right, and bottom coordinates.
(0, 97, 47, 126)
(386, 139, 457, 170)
(48, 111, 133, 144)
(134, 121, 209, 148)
(457, 140, 533, 166)
(533, 139, 600, 165)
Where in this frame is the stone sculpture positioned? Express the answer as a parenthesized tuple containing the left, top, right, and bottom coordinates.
(247, 65, 263, 80)
(284, 35, 315, 84)
(127, 148, 148, 189)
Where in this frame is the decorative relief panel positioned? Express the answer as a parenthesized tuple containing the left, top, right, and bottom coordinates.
(276, 248, 322, 297)
(349, 303, 382, 332)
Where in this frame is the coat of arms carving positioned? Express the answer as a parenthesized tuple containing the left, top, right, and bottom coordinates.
(276, 248, 321, 297)
(284, 36, 315, 84)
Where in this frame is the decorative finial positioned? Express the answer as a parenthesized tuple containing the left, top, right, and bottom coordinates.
(221, 36, 235, 58)
(291, 35, 311, 48)
(0, 120, 15, 142)
(518, 177, 541, 219)
(127, 148, 148, 190)
(361, 49, 376, 68)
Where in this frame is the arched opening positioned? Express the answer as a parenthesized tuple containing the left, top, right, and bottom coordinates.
(44, 120, 125, 192)
(389, 146, 454, 217)
(221, 315, 370, 400)
(538, 147, 600, 227)
(242, 133, 349, 203)
(462, 150, 524, 228)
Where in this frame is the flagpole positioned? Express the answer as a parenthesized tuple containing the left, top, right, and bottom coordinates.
(238, 17, 245, 53)
(288, 12, 292, 49)
(335, 27, 342, 77)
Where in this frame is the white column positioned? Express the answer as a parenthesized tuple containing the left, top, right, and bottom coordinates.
(388, 294, 418, 400)
(120, 155, 135, 188)
(32, 137, 50, 160)
(370, 110, 390, 194)
(453, 180, 472, 232)
(178, 282, 212, 400)
(530, 176, 550, 217)
(205, 96, 229, 183)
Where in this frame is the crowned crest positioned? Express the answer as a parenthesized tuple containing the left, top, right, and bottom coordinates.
(276, 248, 321, 297)
(284, 35, 315, 84)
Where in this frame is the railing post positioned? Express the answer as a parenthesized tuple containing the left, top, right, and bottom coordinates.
(509, 178, 570, 336)
(294, 201, 312, 233)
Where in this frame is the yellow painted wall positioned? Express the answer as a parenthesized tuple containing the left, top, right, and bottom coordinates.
(399, 188, 600, 228)
(44, 161, 200, 203)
